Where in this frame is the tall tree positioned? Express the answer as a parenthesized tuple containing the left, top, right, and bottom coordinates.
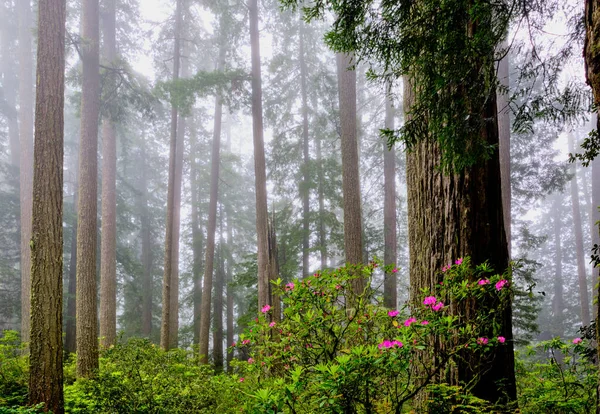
(139, 138, 153, 338)
(249, 0, 271, 309)
(213, 210, 225, 372)
(552, 196, 564, 337)
(18, 0, 34, 345)
(99, 0, 118, 349)
(336, 52, 363, 292)
(299, 20, 310, 277)
(199, 41, 225, 363)
(160, 0, 183, 350)
(65, 177, 78, 354)
(226, 204, 234, 371)
(383, 87, 397, 308)
(568, 132, 591, 326)
(76, 0, 101, 378)
(190, 113, 203, 345)
(497, 47, 511, 254)
(0, 2, 19, 168)
(28, 0, 66, 409)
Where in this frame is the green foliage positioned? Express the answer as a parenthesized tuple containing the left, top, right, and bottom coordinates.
(0, 331, 28, 407)
(516, 338, 597, 413)
(0, 404, 46, 414)
(63, 338, 243, 413)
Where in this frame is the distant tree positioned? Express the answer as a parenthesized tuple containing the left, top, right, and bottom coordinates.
(28, 0, 67, 410)
(383, 86, 397, 308)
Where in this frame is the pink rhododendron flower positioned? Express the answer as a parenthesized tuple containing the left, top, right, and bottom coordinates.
(247, 358, 254, 364)
(423, 296, 437, 306)
(378, 340, 394, 349)
(477, 337, 489, 345)
(335, 284, 341, 290)
(421, 320, 429, 325)
(393, 340, 403, 348)
(495, 280, 508, 291)
(455, 258, 463, 265)
(239, 377, 245, 382)
(388, 310, 399, 317)
(497, 336, 506, 343)
(261, 304, 271, 313)
(269, 321, 276, 327)
(432, 302, 444, 312)
(478, 279, 490, 286)
(442, 264, 451, 272)
(285, 282, 295, 291)
(404, 317, 417, 327)
(232, 342, 236, 347)
(573, 337, 583, 345)
(392, 268, 398, 273)
(242, 339, 250, 345)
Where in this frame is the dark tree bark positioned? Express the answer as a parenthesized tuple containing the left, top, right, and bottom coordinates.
(299, 20, 310, 277)
(199, 44, 225, 363)
(497, 46, 511, 255)
(160, 0, 183, 350)
(18, 0, 34, 345)
(249, 0, 272, 310)
(76, 0, 101, 378)
(28, 0, 66, 410)
(65, 181, 78, 354)
(336, 52, 363, 292)
(552, 196, 564, 336)
(383, 86, 397, 308)
(568, 133, 591, 326)
(99, 0, 117, 349)
(405, 73, 516, 403)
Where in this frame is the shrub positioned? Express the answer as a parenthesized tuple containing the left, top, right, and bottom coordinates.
(0, 331, 28, 407)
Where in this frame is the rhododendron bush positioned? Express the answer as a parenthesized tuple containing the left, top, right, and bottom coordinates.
(234, 258, 514, 412)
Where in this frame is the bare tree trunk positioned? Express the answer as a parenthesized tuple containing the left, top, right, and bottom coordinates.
(497, 42, 511, 256)
(160, 0, 182, 350)
(299, 20, 310, 278)
(65, 181, 78, 354)
(268, 218, 281, 322)
(249, 0, 271, 310)
(18, 0, 34, 346)
(213, 211, 225, 372)
(316, 133, 327, 269)
(190, 115, 203, 346)
(139, 137, 153, 338)
(336, 52, 363, 292)
(99, 0, 117, 349)
(568, 132, 591, 326)
(226, 205, 234, 371)
(552, 196, 564, 336)
(76, 0, 100, 378)
(28, 0, 66, 409)
(383, 86, 397, 308)
(199, 45, 224, 363)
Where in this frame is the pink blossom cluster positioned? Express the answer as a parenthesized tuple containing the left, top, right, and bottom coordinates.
(495, 280, 508, 291)
(378, 340, 403, 349)
(423, 296, 444, 311)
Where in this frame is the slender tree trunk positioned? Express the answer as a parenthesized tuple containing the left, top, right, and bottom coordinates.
(405, 73, 516, 403)
(76, 0, 100, 378)
(568, 133, 591, 326)
(316, 133, 327, 269)
(268, 218, 281, 322)
(18, 0, 34, 346)
(160, 0, 183, 350)
(28, 0, 66, 409)
(226, 205, 234, 371)
(249, 0, 271, 310)
(65, 182, 78, 354)
(383, 86, 397, 308)
(336, 52, 363, 292)
(552, 196, 564, 336)
(213, 212, 225, 372)
(139, 138, 153, 338)
(199, 45, 225, 363)
(497, 44, 511, 255)
(0, 3, 20, 168)
(190, 115, 204, 346)
(299, 20, 310, 277)
(99, 0, 117, 349)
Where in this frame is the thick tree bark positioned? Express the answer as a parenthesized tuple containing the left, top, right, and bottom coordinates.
(383, 86, 397, 308)
(65, 182, 78, 354)
(497, 46, 511, 255)
(160, 0, 182, 350)
(76, 0, 100, 378)
(568, 133, 591, 326)
(249, 0, 271, 310)
(336, 52, 363, 292)
(405, 74, 516, 403)
(199, 48, 224, 363)
(552, 196, 564, 336)
(99, 0, 117, 349)
(18, 0, 34, 346)
(139, 139, 153, 338)
(28, 0, 66, 410)
(299, 21, 310, 277)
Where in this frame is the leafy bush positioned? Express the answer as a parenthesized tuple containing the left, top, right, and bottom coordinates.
(0, 331, 28, 407)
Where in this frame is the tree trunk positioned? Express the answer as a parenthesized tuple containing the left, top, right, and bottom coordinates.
(190, 114, 204, 346)
(160, 0, 182, 350)
(213, 212, 225, 372)
(299, 20, 310, 278)
(76, 0, 100, 378)
(552, 196, 564, 336)
(497, 44, 511, 255)
(28, 0, 66, 409)
(65, 181, 78, 354)
(405, 74, 516, 403)
(383, 87, 397, 308)
(316, 132, 327, 269)
(226, 205, 234, 371)
(139, 137, 153, 338)
(249, 0, 271, 310)
(568, 133, 591, 326)
(268, 217, 281, 322)
(199, 46, 224, 363)
(336, 52, 363, 292)
(99, 0, 117, 349)
(18, 0, 34, 346)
